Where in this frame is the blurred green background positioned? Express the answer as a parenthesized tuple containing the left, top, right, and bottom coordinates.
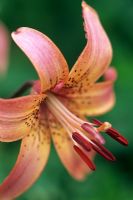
(0, 0, 133, 199)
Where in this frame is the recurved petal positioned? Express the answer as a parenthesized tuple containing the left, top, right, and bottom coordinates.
(12, 27, 69, 92)
(0, 123, 50, 200)
(0, 22, 9, 75)
(66, 1, 112, 87)
(0, 94, 45, 142)
(48, 113, 94, 180)
(59, 68, 116, 116)
(65, 81, 115, 116)
(58, 67, 117, 98)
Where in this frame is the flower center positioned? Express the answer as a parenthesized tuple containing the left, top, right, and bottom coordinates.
(46, 92, 104, 143)
(46, 92, 129, 170)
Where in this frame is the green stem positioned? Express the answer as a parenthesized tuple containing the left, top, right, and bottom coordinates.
(10, 80, 34, 98)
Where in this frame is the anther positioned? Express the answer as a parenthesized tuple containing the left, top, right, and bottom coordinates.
(72, 132, 91, 151)
(92, 118, 102, 126)
(91, 139, 116, 161)
(106, 128, 128, 146)
(72, 132, 115, 161)
(73, 145, 96, 171)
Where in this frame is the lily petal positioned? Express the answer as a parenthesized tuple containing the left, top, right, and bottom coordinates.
(65, 80, 115, 116)
(66, 1, 112, 87)
(59, 67, 117, 98)
(0, 94, 45, 142)
(0, 22, 9, 75)
(0, 123, 50, 200)
(12, 27, 69, 92)
(59, 68, 116, 116)
(48, 113, 94, 180)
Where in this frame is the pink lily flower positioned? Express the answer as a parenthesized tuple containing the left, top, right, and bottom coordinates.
(0, 2, 128, 199)
(0, 22, 9, 75)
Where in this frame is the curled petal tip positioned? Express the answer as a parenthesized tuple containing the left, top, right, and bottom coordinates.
(104, 67, 117, 81)
(82, 1, 97, 16)
(11, 27, 25, 38)
(82, 1, 91, 10)
(82, 1, 87, 7)
(12, 28, 21, 36)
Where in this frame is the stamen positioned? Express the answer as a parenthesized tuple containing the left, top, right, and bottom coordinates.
(92, 118, 102, 126)
(73, 145, 96, 171)
(72, 131, 115, 161)
(91, 139, 116, 161)
(47, 93, 88, 127)
(106, 128, 128, 146)
(81, 123, 105, 144)
(92, 118, 128, 146)
(72, 132, 91, 151)
(46, 93, 127, 168)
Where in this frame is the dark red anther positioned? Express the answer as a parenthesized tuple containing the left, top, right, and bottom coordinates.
(72, 132, 115, 161)
(106, 128, 128, 146)
(72, 132, 91, 151)
(115, 135, 128, 146)
(92, 118, 128, 146)
(92, 118, 102, 126)
(106, 127, 120, 137)
(91, 139, 116, 161)
(91, 144, 114, 161)
(73, 145, 96, 171)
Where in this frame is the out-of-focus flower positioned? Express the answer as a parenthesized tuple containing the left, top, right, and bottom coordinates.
(0, 22, 9, 75)
(0, 2, 128, 199)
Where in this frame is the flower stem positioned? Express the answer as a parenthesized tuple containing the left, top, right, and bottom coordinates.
(10, 80, 34, 98)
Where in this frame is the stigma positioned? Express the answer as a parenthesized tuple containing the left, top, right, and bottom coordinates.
(46, 92, 128, 171)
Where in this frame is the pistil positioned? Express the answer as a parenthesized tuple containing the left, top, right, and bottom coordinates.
(81, 123, 105, 144)
(93, 119, 128, 146)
